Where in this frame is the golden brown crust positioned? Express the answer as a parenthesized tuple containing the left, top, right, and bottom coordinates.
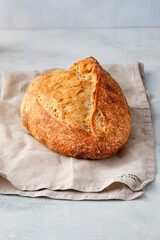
(20, 57, 131, 159)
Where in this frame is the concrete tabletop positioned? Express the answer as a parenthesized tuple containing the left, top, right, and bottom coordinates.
(0, 28, 159, 240)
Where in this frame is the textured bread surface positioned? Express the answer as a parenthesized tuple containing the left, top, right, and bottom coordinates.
(21, 57, 131, 159)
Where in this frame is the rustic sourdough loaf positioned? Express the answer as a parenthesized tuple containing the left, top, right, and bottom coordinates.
(20, 57, 131, 159)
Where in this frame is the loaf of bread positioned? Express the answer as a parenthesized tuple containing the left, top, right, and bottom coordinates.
(21, 57, 131, 159)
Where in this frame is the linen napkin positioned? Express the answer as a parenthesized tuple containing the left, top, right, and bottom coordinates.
(0, 62, 155, 200)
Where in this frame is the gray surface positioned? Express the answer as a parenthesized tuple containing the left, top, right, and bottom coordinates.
(0, 28, 159, 240)
(0, 0, 160, 28)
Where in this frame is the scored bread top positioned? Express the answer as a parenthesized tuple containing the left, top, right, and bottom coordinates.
(21, 57, 131, 159)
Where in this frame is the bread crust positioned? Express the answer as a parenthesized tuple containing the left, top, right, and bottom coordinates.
(21, 57, 131, 159)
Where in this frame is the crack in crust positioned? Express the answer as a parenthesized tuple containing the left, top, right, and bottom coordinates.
(21, 57, 132, 159)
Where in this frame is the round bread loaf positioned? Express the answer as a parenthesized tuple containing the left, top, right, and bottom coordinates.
(21, 57, 131, 159)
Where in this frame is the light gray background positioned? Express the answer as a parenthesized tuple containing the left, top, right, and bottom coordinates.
(0, 28, 160, 240)
(0, 1, 160, 239)
(0, 0, 160, 28)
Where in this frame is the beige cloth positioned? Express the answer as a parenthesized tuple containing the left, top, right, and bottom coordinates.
(0, 62, 156, 200)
